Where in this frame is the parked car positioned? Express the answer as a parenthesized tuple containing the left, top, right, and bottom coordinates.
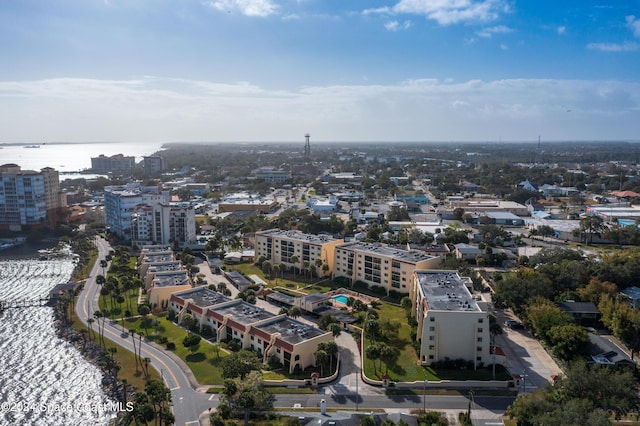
(504, 319, 524, 329)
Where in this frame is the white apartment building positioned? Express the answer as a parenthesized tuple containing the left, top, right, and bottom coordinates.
(104, 184, 170, 240)
(255, 229, 344, 276)
(131, 203, 196, 248)
(410, 270, 490, 369)
(333, 242, 441, 293)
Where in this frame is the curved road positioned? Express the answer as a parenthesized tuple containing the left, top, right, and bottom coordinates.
(75, 237, 214, 425)
(76, 238, 514, 425)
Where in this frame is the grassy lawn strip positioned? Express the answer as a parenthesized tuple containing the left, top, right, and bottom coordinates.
(362, 302, 425, 382)
(122, 316, 229, 385)
(70, 313, 160, 391)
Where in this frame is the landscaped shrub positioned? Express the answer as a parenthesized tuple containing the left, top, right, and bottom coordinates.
(166, 341, 176, 350)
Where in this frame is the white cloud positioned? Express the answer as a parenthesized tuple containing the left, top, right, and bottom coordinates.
(627, 15, 640, 37)
(500, 43, 508, 50)
(364, 0, 504, 26)
(0, 77, 638, 142)
(557, 26, 566, 35)
(476, 24, 513, 38)
(587, 42, 639, 52)
(385, 20, 412, 31)
(206, 0, 278, 17)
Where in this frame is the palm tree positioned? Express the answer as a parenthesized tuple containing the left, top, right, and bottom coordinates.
(302, 261, 310, 280)
(322, 263, 329, 278)
(272, 264, 281, 283)
(315, 349, 328, 376)
(130, 329, 140, 373)
(290, 255, 299, 278)
(366, 343, 381, 375)
(330, 323, 342, 338)
(289, 306, 302, 319)
(378, 343, 395, 374)
(324, 341, 339, 373)
(87, 318, 95, 339)
(93, 310, 105, 348)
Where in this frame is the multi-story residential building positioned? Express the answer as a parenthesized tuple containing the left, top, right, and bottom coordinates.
(131, 203, 196, 248)
(143, 156, 166, 177)
(142, 260, 184, 289)
(333, 242, 440, 293)
(146, 269, 192, 307)
(104, 184, 170, 240)
(91, 154, 135, 174)
(0, 164, 64, 231)
(255, 229, 344, 276)
(169, 290, 332, 373)
(410, 270, 490, 369)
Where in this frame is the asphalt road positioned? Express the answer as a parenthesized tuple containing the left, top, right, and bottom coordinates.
(75, 237, 213, 426)
(272, 393, 514, 413)
(75, 237, 516, 425)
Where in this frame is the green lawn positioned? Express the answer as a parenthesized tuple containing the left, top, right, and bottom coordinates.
(70, 312, 160, 391)
(361, 303, 424, 382)
(123, 316, 229, 385)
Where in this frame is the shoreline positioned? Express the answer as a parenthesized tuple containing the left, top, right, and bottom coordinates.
(52, 301, 126, 425)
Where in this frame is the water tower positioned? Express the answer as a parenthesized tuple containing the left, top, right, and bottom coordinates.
(304, 134, 311, 157)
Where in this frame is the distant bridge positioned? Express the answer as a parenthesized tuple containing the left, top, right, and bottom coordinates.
(0, 298, 50, 311)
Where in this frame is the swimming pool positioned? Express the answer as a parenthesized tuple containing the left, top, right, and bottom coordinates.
(332, 295, 349, 304)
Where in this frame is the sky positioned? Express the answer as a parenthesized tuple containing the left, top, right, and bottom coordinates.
(0, 0, 639, 143)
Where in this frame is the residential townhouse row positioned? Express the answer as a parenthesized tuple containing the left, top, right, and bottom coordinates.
(137, 245, 333, 374)
(168, 287, 333, 373)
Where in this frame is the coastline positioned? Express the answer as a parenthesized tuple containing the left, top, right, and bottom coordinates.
(52, 301, 126, 425)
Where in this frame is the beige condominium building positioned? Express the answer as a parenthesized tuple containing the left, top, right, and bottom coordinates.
(410, 270, 490, 369)
(146, 268, 192, 308)
(255, 229, 344, 277)
(170, 289, 332, 374)
(333, 242, 441, 293)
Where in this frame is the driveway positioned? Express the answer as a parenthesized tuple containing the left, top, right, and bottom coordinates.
(493, 309, 561, 392)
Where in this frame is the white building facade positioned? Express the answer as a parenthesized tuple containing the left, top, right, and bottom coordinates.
(131, 203, 196, 248)
(410, 270, 490, 369)
(104, 184, 170, 240)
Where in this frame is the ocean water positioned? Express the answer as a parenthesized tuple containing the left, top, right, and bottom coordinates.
(0, 141, 165, 174)
(0, 258, 115, 425)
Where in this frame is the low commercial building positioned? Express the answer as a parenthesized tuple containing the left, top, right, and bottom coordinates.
(333, 242, 441, 293)
(224, 271, 252, 291)
(217, 192, 278, 213)
(453, 243, 483, 261)
(410, 270, 490, 369)
(621, 286, 640, 309)
(251, 167, 292, 183)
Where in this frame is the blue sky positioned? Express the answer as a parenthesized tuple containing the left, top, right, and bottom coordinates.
(0, 0, 639, 143)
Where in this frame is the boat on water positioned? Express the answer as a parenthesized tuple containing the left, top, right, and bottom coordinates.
(24, 144, 41, 148)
